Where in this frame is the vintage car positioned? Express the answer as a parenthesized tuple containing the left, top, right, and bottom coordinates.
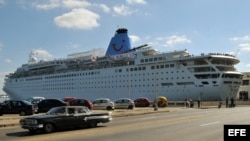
(19, 106, 112, 133)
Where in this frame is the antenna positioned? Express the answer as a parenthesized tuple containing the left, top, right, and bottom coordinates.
(235, 47, 241, 57)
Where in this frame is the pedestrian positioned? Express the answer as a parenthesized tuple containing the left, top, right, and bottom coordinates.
(184, 98, 187, 108)
(225, 97, 229, 108)
(189, 98, 194, 108)
(230, 97, 235, 108)
(218, 101, 222, 108)
(197, 98, 201, 108)
(153, 98, 158, 111)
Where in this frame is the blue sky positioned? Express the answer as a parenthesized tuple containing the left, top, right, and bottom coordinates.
(1, 0, 250, 94)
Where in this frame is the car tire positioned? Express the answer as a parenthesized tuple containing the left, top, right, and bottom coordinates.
(89, 121, 97, 128)
(128, 105, 133, 109)
(44, 123, 55, 133)
(106, 106, 113, 111)
(19, 111, 26, 116)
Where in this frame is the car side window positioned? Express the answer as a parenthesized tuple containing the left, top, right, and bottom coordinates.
(16, 101, 22, 107)
(4, 101, 11, 107)
(76, 107, 86, 114)
(68, 108, 75, 115)
(12, 101, 17, 107)
(55, 107, 66, 115)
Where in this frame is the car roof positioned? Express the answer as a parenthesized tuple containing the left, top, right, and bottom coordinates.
(94, 98, 111, 100)
(115, 98, 132, 101)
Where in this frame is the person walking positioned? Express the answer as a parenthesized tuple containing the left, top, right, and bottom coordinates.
(230, 97, 235, 108)
(197, 98, 201, 108)
(225, 97, 229, 108)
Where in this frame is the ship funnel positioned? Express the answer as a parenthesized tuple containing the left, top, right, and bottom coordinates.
(105, 28, 132, 56)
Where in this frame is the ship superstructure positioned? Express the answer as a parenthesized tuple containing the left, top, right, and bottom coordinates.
(3, 28, 242, 101)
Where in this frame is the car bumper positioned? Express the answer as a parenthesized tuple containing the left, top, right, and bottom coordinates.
(21, 124, 44, 129)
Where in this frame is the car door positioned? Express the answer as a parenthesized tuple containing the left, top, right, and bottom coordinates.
(50, 107, 70, 129)
(93, 100, 101, 110)
(0, 101, 12, 114)
(115, 99, 125, 109)
(65, 107, 84, 128)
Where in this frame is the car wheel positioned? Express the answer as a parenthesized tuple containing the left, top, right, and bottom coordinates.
(128, 105, 134, 109)
(89, 121, 97, 128)
(19, 111, 26, 116)
(44, 123, 55, 133)
(106, 106, 113, 111)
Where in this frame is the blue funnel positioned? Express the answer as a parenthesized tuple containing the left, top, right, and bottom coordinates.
(105, 28, 132, 56)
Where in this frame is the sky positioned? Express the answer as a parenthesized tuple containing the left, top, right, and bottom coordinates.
(1, 0, 250, 95)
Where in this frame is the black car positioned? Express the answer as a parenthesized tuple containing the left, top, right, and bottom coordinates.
(20, 106, 112, 133)
(36, 99, 68, 113)
(0, 100, 35, 116)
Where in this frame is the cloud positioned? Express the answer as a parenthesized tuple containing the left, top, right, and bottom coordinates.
(95, 3, 110, 13)
(126, 0, 147, 5)
(113, 5, 137, 16)
(230, 36, 250, 53)
(33, 0, 91, 10)
(0, 0, 5, 5)
(62, 0, 91, 8)
(230, 36, 250, 42)
(54, 8, 100, 30)
(4, 59, 12, 64)
(238, 43, 250, 52)
(0, 42, 3, 52)
(129, 35, 141, 43)
(33, 0, 60, 10)
(30, 49, 53, 61)
(246, 64, 250, 70)
(157, 35, 191, 47)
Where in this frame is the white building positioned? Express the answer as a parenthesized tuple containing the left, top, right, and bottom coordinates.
(237, 72, 250, 100)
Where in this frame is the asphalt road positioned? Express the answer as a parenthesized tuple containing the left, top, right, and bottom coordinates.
(0, 106, 250, 141)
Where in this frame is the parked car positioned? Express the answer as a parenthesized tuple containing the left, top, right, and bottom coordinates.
(25, 97, 45, 104)
(62, 96, 76, 104)
(25, 97, 45, 112)
(20, 106, 112, 133)
(36, 99, 68, 113)
(69, 98, 93, 110)
(114, 98, 134, 109)
(0, 100, 35, 116)
(92, 98, 114, 110)
(134, 97, 151, 107)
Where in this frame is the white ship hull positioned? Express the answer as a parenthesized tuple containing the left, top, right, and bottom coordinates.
(3, 60, 241, 101)
(3, 28, 242, 101)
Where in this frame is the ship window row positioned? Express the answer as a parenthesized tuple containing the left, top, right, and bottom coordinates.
(43, 84, 161, 90)
(151, 64, 174, 69)
(221, 74, 242, 79)
(140, 56, 166, 63)
(43, 76, 192, 86)
(242, 80, 249, 85)
(44, 71, 100, 79)
(126, 66, 146, 72)
(194, 74, 220, 79)
(26, 77, 43, 81)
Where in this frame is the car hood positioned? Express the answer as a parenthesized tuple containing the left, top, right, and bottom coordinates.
(23, 114, 63, 120)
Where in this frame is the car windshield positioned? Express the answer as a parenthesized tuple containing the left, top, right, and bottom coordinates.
(47, 107, 66, 115)
(22, 100, 32, 105)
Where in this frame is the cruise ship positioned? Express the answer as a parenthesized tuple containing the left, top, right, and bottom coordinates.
(3, 28, 242, 101)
